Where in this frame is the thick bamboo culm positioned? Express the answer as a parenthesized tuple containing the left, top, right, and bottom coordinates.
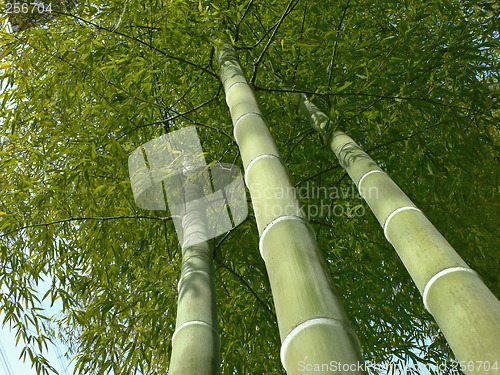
(217, 44, 366, 375)
(295, 93, 500, 374)
(168, 175, 220, 374)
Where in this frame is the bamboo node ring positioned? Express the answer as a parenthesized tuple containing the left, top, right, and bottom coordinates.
(279, 317, 356, 371)
(422, 267, 477, 311)
(225, 82, 248, 105)
(172, 320, 220, 344)
(383, 206, 422, 240)
(258, 215, 309, 260)
(356, 169, 385, 194)
(233, 112, 264, 141)
(244, 154, 285, 187)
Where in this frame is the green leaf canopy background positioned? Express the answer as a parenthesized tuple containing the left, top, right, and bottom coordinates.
(0, 0, 498, 373)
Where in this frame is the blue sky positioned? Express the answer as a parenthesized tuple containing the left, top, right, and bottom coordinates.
(0, 274, 74, 375)
(0, 22, 73, 373)
(0, 321, 73, 375)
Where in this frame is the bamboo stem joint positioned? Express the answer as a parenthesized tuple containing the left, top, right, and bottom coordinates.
(422, 267, 477, 310)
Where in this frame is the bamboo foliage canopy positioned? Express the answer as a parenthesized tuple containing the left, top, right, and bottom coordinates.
(0, 0, 499, 374)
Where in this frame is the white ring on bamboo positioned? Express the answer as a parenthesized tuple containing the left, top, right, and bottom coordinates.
(177, 270, 213, 292)
(356, 169, 385, 193)
(280, 317, 353, 371)
(172, 320, 220, 344)
(181, 239, 194, 249)
(258, 215, 307, 260)
(233, 112, 263, 141)
(422, 267, 477, 311)
(383, 206, 421, 240)
(225, 82, 248, 105)
(244, 154, 284, 187)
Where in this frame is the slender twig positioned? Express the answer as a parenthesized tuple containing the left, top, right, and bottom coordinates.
(124, 24, 162, 30)
(234, 0, 254, 42)
(327, 0, 350, 88)
(351, 63, 443, 117)
(17, 37, 141, 135)
(51, 10, 218, 79)
(295, 165, 342, 187)
(290, 3, 308, 84)
(115, 88, 225, 141)
(315, 173, 348, 238)
(299, 3, 307, 35)
(146, 2, 171, 131)
(282, 126, 313, 147)
(250, 0, 299, 85)
(97, 68, 165, 108)
(237, 20, 279, 50)
(1, 215, 171, 238)
(285, 129, 315, 162)
(253, 85, 471, 111)
(211, 218, 275, 319)
(157, 48, 217, 131)
(365, 123, 442, 154)
(213, 231, 231, 258)
(178, 117, 236, 143)
(162, 219, 174, 261)
(215, 259, 277, 319)
(293, 116, 464, 190)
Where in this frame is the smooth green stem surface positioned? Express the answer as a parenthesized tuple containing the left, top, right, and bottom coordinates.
(169, 178, 220, 374)
(218, 44, 365, 375)
(296, 93, 500, 374)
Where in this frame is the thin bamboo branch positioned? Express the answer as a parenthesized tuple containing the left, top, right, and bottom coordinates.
(234, 0, 254, 42)
(250, 0, 299, 85)
(327, 0, 351, 88)
(215, 259, 277, 320)
(50, 10, 219, 79)
(293, 93, 500, 374)
(0, 215, 171, 238)
(16, 37, 141, 137)
(254, 85, 472, 111)
(115, 89, 223, 141)
(284, 129, 315, 163)
(237, 19, 279, 50)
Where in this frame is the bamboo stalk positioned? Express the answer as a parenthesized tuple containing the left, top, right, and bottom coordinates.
(294, 93, 500, 374)
(168, 168, 220, 374)
(217, 44, 365, 375)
